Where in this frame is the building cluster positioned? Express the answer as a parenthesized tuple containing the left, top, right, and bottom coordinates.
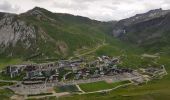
(2, 62, 59, 85)
(3, 65, 26, 78)
(140, 65, 167, 78)
(2, 56, 135, 84)
(72, 64, 132, 80)
(23, 62, 58, 85)
(58, 59, 84, 70)
(58, 56, 133, 80)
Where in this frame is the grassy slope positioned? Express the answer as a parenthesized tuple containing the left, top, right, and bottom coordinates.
(0, 8, 170, 100)
(18, 8, 113, 59)
(0, 8, 114, 68)
(121, 15, 170, 55)
(0, 88, 14, 100)
(0, 58, 23, 69)
(79, 81, 130, 92)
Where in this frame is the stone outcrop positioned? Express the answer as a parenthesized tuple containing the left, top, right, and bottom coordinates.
(0, 13, 37, 54)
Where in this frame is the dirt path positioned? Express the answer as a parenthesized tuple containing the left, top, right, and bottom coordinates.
(141, 54, 160, 58)
(76, 84, 85, 93)
(74, 43, 107, 58)
(68, 41, 107, 60)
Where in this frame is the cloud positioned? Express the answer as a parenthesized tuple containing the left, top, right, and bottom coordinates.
(32, 0, 48, 3)
(2, 0, 170, 21)
(52, 0, 89, 10)
(0, 0, 20, 13)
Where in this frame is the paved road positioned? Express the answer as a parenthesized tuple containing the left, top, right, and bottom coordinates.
(26, 92, 70, 99)
(8, 73, 139, 95)
(56, 73, 142, 86)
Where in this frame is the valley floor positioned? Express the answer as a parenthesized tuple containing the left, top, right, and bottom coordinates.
(18, 56, 170, 100)
(0, 42, 169, 100)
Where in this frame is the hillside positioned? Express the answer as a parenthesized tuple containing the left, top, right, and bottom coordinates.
(0, 7, 170, 100)
(0, 7, 115, 60)
(112, 8, 170, 54)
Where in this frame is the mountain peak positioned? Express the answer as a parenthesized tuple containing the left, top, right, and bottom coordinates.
(30, 7, 47, 12)
(24, 7, 50, 16)
(22, 6, 52, 21)
(134, 8, 166, 17)
(148, 8, 162, 12)
(117, 8, 170, 27)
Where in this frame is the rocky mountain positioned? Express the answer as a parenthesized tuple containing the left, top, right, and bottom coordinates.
(0, 13, 37, 57)
(112, 8, 170, 54)
(0, 7, 114, 59)
(1, 7, 170, 59)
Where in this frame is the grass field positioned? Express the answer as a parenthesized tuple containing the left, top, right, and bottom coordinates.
(0, 58, 23, 70)
(54, 85, 79, 93)
(0, 72, 26, 81)
(0, 82, 15, 87)
(79, 81, 130, 92)
(0, 88, 14, 100)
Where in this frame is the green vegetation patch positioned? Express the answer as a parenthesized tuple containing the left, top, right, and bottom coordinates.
(0, 72, 26, 81)
(79, 81, 130, 92)
(0, 58, 23, 69)
(54, 85, 79, 93)
(0, 88, 14, 100)
(0, 82, 15, 87)
(58, 69, 72, 81)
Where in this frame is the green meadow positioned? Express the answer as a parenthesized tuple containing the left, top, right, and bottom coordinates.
(79, 81, 130, 92)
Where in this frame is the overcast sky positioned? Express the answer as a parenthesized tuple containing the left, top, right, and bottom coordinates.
(0, 0, 170, 21)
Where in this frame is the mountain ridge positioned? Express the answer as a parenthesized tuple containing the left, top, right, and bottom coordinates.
(0, 7, 170, 59)
(0, 7, 115, 59)
(112, 8, 170, 54)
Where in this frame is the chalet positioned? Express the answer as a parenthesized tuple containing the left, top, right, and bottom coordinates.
(111, 58, 120, 64)
(24, 65, 36, 72)
(5, 65, 26, 78)
(90, 74, 100, 78)
(25, 70, 43, 79)
(22, 80, 44, 85)
(97, 57, 102, 62)
(23, 62, 58, 84)
(75, 74, 81, 80)
(58, 60, 69, 67)
(100, 72, 105, 76)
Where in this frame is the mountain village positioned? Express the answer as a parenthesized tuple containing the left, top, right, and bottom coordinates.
(0, 55, 167, 99)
